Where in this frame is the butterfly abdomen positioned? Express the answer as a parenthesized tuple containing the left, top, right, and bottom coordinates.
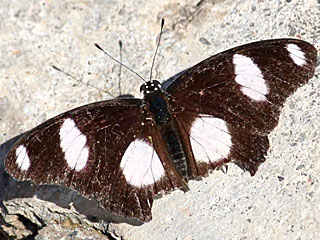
(161, 126, 189, 179)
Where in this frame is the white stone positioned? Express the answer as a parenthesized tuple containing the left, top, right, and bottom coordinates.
(59, 118, 89, 171)
(286, 44, 306, 66)
(233, 54, 268, 101)
(120, 139, 165, 187)
(190, 116, 232, 163)
(15, 145, 31, 171)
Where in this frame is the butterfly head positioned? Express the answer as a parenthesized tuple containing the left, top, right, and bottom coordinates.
(140, 80, 161, 95)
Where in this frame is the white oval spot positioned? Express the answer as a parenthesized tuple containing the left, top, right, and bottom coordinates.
(120, 139, 165, 187)
(233, 54, 268, 101)
(59, 118, 89, 171)
(190, 116, 232, 163)
(286, 44, 306, 66)
(15, 145, 31, 171)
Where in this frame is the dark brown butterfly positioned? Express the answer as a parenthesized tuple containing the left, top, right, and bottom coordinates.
(5, 37, 317, 222)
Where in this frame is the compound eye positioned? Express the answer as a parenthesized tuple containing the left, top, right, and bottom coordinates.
(153, 80, 161, 86)
(140, 84, 145, 93)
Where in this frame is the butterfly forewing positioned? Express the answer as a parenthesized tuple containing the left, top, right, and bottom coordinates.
(5, 98, 183, 221)
(165, 39, 317, 175)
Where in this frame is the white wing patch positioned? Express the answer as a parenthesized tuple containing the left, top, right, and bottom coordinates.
(233, 54, 268, 101)
(15, 145, 31, 171)
(120, 139, 165, 187)
(190, 116, 232, 163)
(59, 118, 89, 171)
(286, 44, 306, 66)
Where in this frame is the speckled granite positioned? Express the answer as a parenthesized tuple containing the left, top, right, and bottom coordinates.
(0, 0, 319, 239)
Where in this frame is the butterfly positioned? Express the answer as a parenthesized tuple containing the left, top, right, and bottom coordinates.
(5, 38, 317, 222)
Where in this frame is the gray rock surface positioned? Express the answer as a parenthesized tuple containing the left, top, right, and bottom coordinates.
(0, 0, 319, 239)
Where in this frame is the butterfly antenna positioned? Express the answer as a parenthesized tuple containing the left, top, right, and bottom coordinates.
(149, 18, 165, 81)
(94, 43, 146, 83)
(51, 65, 115, 98)
(118, 40, 122, 96)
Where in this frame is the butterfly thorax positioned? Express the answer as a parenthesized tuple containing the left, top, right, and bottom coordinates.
(141, 80, 170, 125)
(142, 80, 192, 180)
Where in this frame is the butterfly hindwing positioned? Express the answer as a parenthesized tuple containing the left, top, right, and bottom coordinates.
(175, 112, 269, 176)
(165, 39, 317, 175)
